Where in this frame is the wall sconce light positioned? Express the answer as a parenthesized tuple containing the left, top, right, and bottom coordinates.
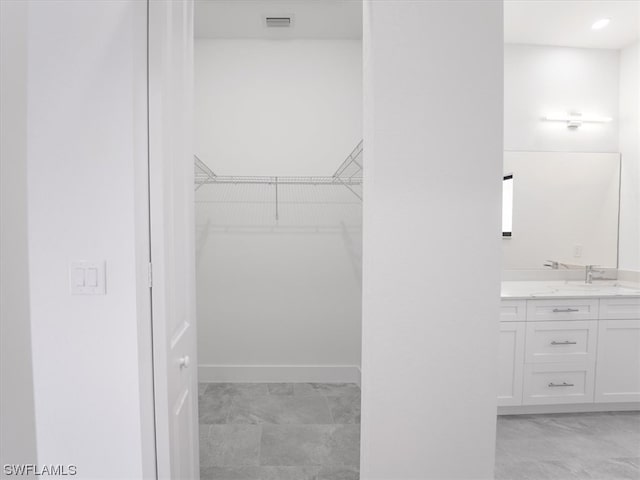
(543, 112, 613, 129)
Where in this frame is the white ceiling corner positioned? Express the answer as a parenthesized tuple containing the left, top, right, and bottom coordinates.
(504, 0, 639, 50)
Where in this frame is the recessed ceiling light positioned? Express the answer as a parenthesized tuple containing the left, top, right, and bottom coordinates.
(591, 18, 610, 30)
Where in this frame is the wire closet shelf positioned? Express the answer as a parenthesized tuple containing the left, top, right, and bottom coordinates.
(194, 140, 363, 200)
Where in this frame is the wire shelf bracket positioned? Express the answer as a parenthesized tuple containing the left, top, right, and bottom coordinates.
(194, 154, 217, 191)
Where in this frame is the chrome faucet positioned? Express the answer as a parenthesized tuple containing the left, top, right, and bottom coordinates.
(585, 265, 606, 284)
(544, 260, 571, 269)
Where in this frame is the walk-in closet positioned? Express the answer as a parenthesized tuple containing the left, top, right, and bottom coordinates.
(192, 1, 363, 477)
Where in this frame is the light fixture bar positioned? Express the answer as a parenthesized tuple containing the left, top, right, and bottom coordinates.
(543, 113, 612, 128)
(544, 114, 612, 123)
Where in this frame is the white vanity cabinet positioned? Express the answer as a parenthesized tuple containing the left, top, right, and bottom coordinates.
(521, 311, 598, 406)
(594, 298, 640, 403)
(498, 294, 640, 412)
(498, 322, 525, 406)
(497, 300, 526, 406)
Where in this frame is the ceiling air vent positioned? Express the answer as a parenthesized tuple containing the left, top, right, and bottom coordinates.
(265, 17, 291, 28)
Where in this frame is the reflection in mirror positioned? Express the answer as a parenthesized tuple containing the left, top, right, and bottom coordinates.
(502, 174, 513, 237)
(502, 151, 620, 270)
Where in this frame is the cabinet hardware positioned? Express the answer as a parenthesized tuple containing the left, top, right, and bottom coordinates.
(548, 382, 574, 388)
(552, 308, 579, 313)
(550, 340, 578, 345)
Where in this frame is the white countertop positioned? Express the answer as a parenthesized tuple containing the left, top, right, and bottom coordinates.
(501, 280, 640, 299)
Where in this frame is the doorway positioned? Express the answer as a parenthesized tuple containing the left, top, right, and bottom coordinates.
(192, 1, 363, 478)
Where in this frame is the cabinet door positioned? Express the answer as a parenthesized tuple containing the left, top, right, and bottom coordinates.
(595, 319, 640, 403)
(498, 322, 525, 406)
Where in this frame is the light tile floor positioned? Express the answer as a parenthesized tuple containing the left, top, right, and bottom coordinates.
(495, 412, 640, 480)
(199, 383, 639, 480)
(198, 382, 360, 480)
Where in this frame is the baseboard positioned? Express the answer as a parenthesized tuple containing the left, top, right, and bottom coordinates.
(198, 364, 362, 386)
(498, 402, 640, 415)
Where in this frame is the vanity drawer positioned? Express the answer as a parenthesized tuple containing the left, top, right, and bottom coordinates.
(500, 300, 526, 322)
(523, 363, 595, 405)
(525, 321, 597, 364)
(526, 299, 598, 321)
(599, 298, 640, 320)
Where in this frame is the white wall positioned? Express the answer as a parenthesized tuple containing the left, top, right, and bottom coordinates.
(0, 0, 38, 472)
(503, 152, 620, 269)
(504, 44, 619, 153)
(195, 39, 363, 381)
(618, 41, 640, 272)
(25, 1, 155, 477)
(361, 1, 502, 478)
(195, 39, 362, 175)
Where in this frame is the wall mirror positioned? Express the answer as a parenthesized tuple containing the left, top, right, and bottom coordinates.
(502, 151, 621, 270)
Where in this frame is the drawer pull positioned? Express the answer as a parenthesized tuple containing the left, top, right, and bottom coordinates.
(548, 382, 574, 388)
(552, 308, 579, 313)
(550, 340, 577, 345)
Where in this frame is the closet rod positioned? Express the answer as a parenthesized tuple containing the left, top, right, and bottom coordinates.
(195, 175, 362, 186)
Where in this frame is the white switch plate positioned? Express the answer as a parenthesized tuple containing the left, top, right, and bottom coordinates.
(573, 244, 583, 258)
(69, 261, 106, 295)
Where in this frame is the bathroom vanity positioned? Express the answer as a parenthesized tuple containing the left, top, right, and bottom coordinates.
(498, 281, 640, 414)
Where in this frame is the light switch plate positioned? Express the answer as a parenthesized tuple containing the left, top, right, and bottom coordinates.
(573, 244, 583, 258)
(69, 261, 106, 295)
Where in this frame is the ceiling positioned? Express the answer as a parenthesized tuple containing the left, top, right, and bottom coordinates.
(505, 0, 640, 50)
(195, 0, 362, 39)
(195, 0, 638, 48)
